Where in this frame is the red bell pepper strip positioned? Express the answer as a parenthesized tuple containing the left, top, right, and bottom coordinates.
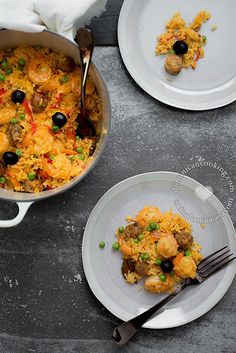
(0, 87, 6, 96)
(22, 99, 36, 134)
(49, 93, 63, 109)
(192, 48, 202, 69)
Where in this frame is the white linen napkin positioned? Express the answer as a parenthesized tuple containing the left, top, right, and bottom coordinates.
(0, 0, 107, 38)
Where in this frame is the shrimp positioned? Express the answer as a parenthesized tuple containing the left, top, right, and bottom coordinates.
(144, 275, 174, 293)
(157, 233, 178, 258)
(30, 129, 54, 155)
(0, 106, 17, 125)
(174, 256, 197, 279)
(42, 153, 71, 179)
(0, 132, 9, 153)
(136, 206, 162, 227)
(28, 60, 52, 84)
(118, 236, 134, 257)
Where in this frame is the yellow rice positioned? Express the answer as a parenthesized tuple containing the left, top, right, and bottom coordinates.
(156, 11, 211, 69)
(0, 46, 101, 192)
(116, 206, 203, 293)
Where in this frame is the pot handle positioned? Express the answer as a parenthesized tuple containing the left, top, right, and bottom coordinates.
(0, 201, 33, 228)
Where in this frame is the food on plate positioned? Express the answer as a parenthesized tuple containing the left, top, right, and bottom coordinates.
(115, 206, 203, 294)
(156, 11, 211, 74)
(165, 54, 183, 75)
(0, 46, 102, 192)
(211, 25, 217, 31)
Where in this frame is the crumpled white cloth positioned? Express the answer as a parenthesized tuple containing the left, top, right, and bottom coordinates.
(0, 0, 107, 38)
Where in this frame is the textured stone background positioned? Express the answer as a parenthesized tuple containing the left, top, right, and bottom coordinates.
(0, 1, 236, 352)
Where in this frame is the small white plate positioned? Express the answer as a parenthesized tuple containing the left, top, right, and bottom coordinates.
(82, 172, 236, 329)
(118, 0, 236, 110)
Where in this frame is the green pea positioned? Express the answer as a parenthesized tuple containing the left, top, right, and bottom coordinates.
(0, 176, 6, 183)
(18, 58, 26, 66)
(76, 147, 83, 153)
(169, 49, 175, 54)
(16, 149, 22, 156)
(133, 238, 139, 244)
(52, 125, 59, 132)
(28, 172, 36, 181)
(62, 75, 69, 83)
(1, 60, 8, 69)
(202, 35, 207, 42)
(19, 114, 26, 120)
(76, 136, 80, 140)
(159, 274, 166, 282)
(140, 253, 149, 261)
(69, 155, 76, 162)
(10, 118, 18, 124)
(185, 250, 191, 257)
(156, 224, 160, 230)
(118, 226, 124, 233)
(156, 258, 162, 266)
(99, 241, 105, 249)
(50, 154, 55, 161)
(5, 68, 12, 75)
(112, 242, 120, 251)
(149, 222, 157, 230)
(78, 155, 85, 161)
(169, 272, 175, 277)
(138, 233, 144, 241)
(0, 73, 6, 81)
(146, 226, 152, 232)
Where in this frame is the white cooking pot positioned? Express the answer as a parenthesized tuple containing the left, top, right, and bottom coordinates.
(0, 29, 111, 227)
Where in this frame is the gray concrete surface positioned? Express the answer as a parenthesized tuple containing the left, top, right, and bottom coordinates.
(0, 0, 236, 351)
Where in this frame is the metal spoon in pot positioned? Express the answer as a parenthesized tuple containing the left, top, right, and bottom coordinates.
(76, 27, 96, 138)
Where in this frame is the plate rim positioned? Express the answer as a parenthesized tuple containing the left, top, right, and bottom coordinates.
(82, 171, 236, 329)
(117, 0, 236, 111)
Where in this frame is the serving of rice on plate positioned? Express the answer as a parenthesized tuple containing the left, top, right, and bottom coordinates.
(114, 205, 203, 294)
(156, 11, 211, 70)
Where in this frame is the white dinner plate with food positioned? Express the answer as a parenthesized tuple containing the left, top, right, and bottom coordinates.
(82, 171, 236, 328)
(118, 0, 236, 110)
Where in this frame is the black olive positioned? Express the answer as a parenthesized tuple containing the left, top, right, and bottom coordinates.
(173, 40, 188, 55)
(160, 260, 173, 273)
(3, 152, 19, 165)
(52, 112, 67, 128)
(11, 89, 26, 104)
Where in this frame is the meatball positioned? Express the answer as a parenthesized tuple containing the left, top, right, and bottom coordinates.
(144, 275, 175, 293)
(124, 222, 143, 238)
(121, 258, 135, 278)
(0, 160, 5, 176)
(31, 92, 48, 113)
(174, 231, 193, 250)
(56, 56, 75, 73)
(165, 54, 183, 75)
(6, 124, 23, 146)
(135, 261, 150, 276)
(157, 234, 178, 258)
(174, 256, 197, 279)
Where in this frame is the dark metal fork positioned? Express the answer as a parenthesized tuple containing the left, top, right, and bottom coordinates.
(112, 246, 236, 345)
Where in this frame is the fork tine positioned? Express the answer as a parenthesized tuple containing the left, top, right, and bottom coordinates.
(198, 246, 228, 269)
(199, 253, 234, 274)
(198, 249, 230, 270)
(202, 257, 236, 279)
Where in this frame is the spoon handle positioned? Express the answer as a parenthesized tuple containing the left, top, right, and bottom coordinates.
(76, 28, 94, 117)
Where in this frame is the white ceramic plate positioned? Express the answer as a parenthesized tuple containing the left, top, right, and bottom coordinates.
(82, 172, 236, 328)
(118, 0, 236, 110)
